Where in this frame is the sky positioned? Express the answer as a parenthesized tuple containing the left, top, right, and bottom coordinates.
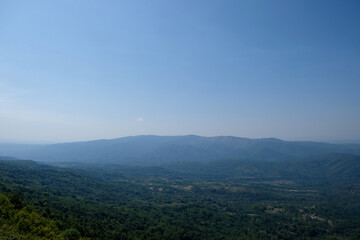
(0, 0, 360, 143)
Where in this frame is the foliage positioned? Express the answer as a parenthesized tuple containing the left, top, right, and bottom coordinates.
(0, 192, 64, 239)
(0, 155, 359, 239)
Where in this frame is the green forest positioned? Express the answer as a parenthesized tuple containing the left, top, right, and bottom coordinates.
(0, 156, 359, 239)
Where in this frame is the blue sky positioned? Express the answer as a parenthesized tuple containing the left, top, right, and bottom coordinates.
(0, 0, 359, 143)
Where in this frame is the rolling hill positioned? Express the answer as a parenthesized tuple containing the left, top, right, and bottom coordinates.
(0, 135, 360, 164)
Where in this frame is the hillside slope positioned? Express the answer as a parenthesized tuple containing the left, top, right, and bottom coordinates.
(1, 135, 360, 164)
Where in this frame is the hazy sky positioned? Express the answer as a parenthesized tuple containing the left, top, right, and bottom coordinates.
(1, 0, 360, 143)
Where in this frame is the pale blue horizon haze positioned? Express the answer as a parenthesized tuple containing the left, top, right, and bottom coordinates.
(0, 0, 360, 143)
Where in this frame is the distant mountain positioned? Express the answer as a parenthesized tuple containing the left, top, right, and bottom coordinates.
(0, 156, 19, 160)
(0, 144, 44, 158)
(0, 135, 360, 164)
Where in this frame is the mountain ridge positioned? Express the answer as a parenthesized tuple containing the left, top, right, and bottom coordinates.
(0, 135, 360, 164)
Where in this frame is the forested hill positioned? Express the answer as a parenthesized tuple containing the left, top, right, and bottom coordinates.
(1, 135, 360, 164)
(0, 156, 360, 239)
(0, 192, 82, 239)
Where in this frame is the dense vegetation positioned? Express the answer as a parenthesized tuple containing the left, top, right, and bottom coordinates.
(0, 191, 83, 239)
(0, 154, 359, 239)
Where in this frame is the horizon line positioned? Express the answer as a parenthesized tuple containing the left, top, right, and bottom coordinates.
(1, 134, 360, 145)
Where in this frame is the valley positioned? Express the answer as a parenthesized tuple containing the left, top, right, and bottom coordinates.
(0, 143, 359, 239)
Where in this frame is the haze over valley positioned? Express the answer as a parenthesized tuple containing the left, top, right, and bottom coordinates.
(1, 135, 360, 164)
